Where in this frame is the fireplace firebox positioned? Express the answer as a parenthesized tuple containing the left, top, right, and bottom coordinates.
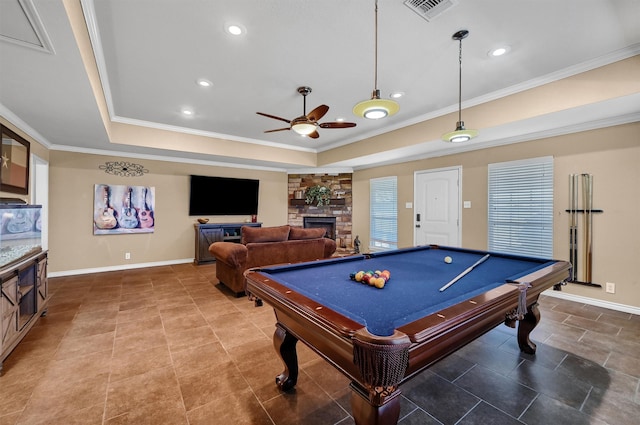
(303, 217, 336, 240)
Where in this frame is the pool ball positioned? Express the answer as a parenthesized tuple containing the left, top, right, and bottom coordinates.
(444, 256, 453, 264)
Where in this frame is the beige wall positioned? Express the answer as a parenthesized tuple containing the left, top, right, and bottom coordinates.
(48, 151, 288, 273)
(352, 122, 640, 308)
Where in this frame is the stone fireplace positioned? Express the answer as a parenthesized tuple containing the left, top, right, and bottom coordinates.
(288, 173, 352, 254)
(303, 216, 337, 240)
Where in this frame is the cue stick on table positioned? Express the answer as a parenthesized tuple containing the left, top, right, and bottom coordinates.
(439, 254, 491, 292)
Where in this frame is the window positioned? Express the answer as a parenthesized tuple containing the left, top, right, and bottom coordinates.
(488, 156, 554, 258)
(370, 176, 397, 251)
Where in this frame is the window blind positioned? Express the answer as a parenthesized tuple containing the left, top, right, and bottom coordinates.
(488, 156, 554, 258)
(370, 176, 398, 251)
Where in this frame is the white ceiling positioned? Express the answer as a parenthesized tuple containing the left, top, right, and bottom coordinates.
(1, 0, 639, 171)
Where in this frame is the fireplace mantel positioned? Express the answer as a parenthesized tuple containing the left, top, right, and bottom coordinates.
(289, 198, 346, 206)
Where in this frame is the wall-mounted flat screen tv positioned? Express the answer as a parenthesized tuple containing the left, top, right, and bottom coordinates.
(189, 175, 259, 216)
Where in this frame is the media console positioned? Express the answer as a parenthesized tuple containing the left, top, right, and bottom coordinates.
(194, 222, 262, 264)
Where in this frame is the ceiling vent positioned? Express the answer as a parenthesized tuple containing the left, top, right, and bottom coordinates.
(403, 0, 458, 22)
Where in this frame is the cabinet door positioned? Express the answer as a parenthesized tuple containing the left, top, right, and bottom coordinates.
(1, 276, 19, 349)
(36, 257, 48, 311)
(197, 227, 224, 263)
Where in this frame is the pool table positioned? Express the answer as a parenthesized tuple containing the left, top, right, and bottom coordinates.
(244, 245, 571, 425)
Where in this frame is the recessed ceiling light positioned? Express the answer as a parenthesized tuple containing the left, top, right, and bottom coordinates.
(390, 91, 404, 99)
(181, 108, 194, 116)
(225, 23, 245, 36)
(489, 46, 510, 57)
(196, 78, 212, 87)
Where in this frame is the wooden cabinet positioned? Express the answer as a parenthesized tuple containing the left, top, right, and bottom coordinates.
(0, 251, 48, 374)
(194, 222, 261, 264)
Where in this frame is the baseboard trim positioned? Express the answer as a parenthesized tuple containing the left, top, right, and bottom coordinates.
(542, 288, 640, 315)
(48, 258, 195, 278)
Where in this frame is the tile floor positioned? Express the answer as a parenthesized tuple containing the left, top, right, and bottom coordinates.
(0, 263, 639, 425)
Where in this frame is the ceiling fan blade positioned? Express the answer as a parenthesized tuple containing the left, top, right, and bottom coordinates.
(307, 130, 320, 139)
(264, 127, 291, 133)
(256, 112, 291, 124)
(307, 105, 329, 122)
(319, 121, 357, 129)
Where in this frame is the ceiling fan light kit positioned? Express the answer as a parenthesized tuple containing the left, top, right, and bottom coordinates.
(257, 86, 356, 139)
(353, 0, 399, 120)
(443, 29, 478, 143)
(291, 121, 317, 136)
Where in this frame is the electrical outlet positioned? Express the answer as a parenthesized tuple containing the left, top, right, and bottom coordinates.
(125, 252, 131, 260)
(605, 282, 615, 294)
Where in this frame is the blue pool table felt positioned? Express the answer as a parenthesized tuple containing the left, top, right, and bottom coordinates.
(258, 246, 554, 336)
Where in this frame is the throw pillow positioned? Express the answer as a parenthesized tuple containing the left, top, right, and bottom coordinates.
(289, 227, 326, 240)
(242, 225, 290, 244)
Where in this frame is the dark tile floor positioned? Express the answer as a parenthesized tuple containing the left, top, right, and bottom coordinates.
(0, 263, 638, 424)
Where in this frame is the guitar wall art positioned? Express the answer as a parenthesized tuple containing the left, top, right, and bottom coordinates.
(93, 184, 155, 235)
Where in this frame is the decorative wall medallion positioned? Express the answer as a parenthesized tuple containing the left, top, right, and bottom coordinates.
(99, 161, 148, 177)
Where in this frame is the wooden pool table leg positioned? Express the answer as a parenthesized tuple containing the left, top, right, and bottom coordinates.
(274, 323, 299, 391)
(350, 383, 402, 425)
(516, 302, 541, 355)
(349, 328, 411, 425)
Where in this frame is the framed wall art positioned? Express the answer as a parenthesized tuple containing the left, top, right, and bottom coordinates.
(0, 124, 30, 195)
(93, 184, 155, 235)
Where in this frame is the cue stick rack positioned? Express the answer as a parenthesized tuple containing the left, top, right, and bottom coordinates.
(566, 173, 603, 287)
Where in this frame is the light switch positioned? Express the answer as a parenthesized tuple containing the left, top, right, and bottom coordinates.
(463, 201, 471, 209)
(405, 202, 413, 209)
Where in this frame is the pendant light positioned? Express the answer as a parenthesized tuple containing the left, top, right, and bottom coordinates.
(442, 29, 478, 143)
(353, 0, 399, 120)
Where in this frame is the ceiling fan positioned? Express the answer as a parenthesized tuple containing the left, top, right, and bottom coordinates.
(257, 86, 356, 139)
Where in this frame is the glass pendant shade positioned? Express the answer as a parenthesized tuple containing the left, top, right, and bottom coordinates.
(353, 90, 399, 120)
(443, 121, 478, 143)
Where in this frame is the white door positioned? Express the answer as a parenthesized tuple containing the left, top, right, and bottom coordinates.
(414, 167, 461, 247)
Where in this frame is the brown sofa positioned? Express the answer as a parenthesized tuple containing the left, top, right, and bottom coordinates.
(208, 225, 337, 295)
